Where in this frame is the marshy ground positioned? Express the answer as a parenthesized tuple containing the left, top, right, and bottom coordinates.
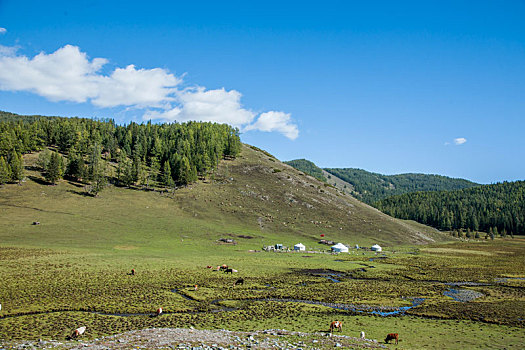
(0, 240, 523, 349)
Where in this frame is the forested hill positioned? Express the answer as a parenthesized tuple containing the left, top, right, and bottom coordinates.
(284, 159, 327, 182)
(0, 111, 241, 188)
(374, 181, 525, 236)
(324, 168, 478, 204)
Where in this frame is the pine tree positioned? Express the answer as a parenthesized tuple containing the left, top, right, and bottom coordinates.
(472, 215, 479, 231)
(150, 156, 161, 186)
(178, 156, 196, 185)
(65, 150, 86, 181)
(45, 151, 64, 184)
(0, 156, 10, 184)
(121, 158, 135, 187)
(162, 160, 173, 189)
(87, 143, 102, 181)
(8, 150, 24, 184)
(37, 149, 51, 171)
(116, 150, 127, 185)
(87, 158, 107, 196)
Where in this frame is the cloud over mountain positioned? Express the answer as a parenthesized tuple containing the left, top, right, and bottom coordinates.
(0, 45, 298, 139)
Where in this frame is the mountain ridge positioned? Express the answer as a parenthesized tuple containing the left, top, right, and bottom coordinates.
(284, 158, 479, 204)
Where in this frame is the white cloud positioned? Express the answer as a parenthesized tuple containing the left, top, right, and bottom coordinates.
(245, 111, 299, 140)
(0, 28, 6, 34)
(0, 44, 180, 107)
(0, 44, 17, 56)
(0, 44, 298, 139)
(454, 137, 467, 145)
(174, 87, 255, 126)
(94, 64, 180, 108)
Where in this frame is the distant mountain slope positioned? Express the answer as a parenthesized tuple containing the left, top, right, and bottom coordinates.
(374, 181, 525, 235)
(324, 168, 479, 204)
(283, 159, 327, 182)
(0, 111, 447, 249)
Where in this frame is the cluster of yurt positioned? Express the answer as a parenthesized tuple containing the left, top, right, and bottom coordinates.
(294, 243, 306, 251)
(331, 242, 349, 253)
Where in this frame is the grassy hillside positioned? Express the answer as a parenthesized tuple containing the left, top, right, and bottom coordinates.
(324, 168, 479, 204)
(0, 144, 444, 253)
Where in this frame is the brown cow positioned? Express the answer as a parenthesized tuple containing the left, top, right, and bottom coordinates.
(385, 333, 399, 344)
(329, 321, 342, 333)
(156, 307, 163, 316)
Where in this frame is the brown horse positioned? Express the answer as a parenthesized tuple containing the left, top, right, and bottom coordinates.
(68, 326, 86, 339)
(329, 321, 342, 333)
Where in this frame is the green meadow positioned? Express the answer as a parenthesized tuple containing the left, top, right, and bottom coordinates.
(0, 147, 524, 348)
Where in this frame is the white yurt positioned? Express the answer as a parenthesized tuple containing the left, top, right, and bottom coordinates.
(294, 243, 306, 251)
(371, 244, 382, 252)
(331, 243, 349, 253)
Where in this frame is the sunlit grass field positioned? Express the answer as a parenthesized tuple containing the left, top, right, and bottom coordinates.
(0, 239, 523, 348)
(0, 146, 523, 348)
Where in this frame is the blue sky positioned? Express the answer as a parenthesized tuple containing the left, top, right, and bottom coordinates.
(0, 1, 523, 184)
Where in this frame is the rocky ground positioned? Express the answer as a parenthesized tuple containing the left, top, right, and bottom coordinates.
(2, 328, 387, 349)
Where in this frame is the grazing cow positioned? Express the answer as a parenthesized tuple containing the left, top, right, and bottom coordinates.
(329, 321, 342, 333)
(156, 307, 163, 316)
(223, 268, 234, 274)
(69, 326, 86, 339)
(234, 278, 244, 286)
(207, 265, 212, 269)
(360, 331, 365, 339)
(385, 333, 399, 344)
(131, 269, 135, 276)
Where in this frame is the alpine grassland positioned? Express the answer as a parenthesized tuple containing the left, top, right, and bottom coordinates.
(0, 145, 524, 349)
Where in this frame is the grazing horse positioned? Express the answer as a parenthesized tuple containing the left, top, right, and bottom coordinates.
(329, 321, 342, 333)
(156, 307, 163, 316)
(234, 278, 244, 286)
(68, 326, 86, 339)
(385, 333, 399, 344)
